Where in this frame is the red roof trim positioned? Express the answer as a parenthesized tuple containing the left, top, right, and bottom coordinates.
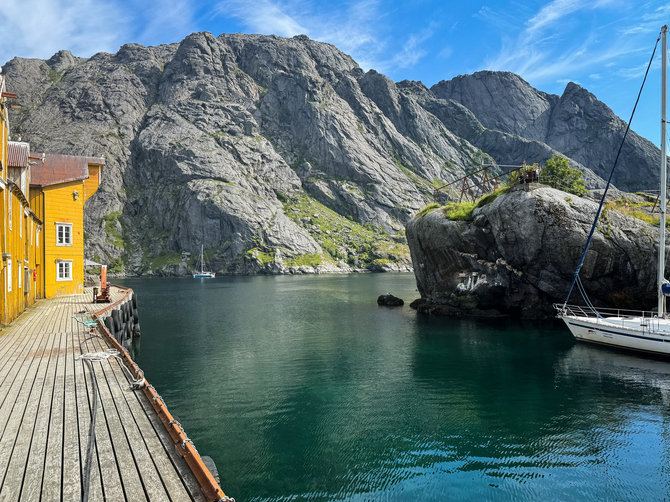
(29, 153, 105, 188)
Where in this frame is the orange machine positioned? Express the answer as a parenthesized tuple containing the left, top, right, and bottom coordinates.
(93, 265, 111, 303)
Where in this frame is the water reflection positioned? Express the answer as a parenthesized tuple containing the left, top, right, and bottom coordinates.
(119, 275, 670, 501)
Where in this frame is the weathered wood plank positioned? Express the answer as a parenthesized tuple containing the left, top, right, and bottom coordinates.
(132, 383, 206, 501)
(40, 310, 69, 500)
(18, 331, 65, 502)
(0, 304, 52, 396)
(80, 347, 126, 502)
(111, 371, 198, 502)
(0, 326, 51, 445)
(0, 329, 59, 501)
(85, 334, 171, 501)
(61, 327, 81, 501)
(81, 339, 148, 501)
(72, 328, 104, 502)
(0, 327, 54, 493)
(0, 288, 212, 502)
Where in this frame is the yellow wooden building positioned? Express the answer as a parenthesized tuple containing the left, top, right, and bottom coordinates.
(0, 72, 104, 324)
(29, 153, 103, 298)
(0, 77, 44, 323)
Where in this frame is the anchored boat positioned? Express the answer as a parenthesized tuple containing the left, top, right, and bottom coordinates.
(193, 244, 215, 278)
(556, 25, 670, 356)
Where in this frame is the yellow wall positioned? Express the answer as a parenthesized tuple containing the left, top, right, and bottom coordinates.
(83, 165, 102, 202)
(29, 189, 44, 301)
(1, 187, 40, 322)
(42, 180, 86, 298)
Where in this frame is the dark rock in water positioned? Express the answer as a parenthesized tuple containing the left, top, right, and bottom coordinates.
(406, 185, 658, 319)
(409, 298, 425, 310)
(378, 294, 404, 307)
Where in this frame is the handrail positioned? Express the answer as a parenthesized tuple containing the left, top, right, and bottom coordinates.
(91, 287, 231, 502)
(554, 303, 661, 319)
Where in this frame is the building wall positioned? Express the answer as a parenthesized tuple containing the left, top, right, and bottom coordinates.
(42, 180, 86, 298)
(0, 77, 101, 321)
(29, 189, 44, 300)
(3, 187, 40, 322)
(83, 165, 101, 202)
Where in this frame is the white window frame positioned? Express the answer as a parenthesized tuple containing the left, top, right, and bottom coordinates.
(6, 259, 11, 292)
(56, 260, 73, 282)
(55, 222, 73, 246)
(8, 193, 11, 231)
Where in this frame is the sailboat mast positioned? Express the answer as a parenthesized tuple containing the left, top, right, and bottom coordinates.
(659, 24, 668, 317)
(201, 244, 204, 274)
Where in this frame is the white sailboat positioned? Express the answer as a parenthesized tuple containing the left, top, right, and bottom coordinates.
(193, 244, 215, 278)
(556, 25, 670, 356)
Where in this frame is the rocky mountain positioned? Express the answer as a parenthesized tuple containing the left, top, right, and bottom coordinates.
(406, 185, 659, 319)
(1, 32, 661, 275)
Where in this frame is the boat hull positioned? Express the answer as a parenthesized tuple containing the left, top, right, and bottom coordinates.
(562, 315, 670, 356)
(193, 273, 215, 278)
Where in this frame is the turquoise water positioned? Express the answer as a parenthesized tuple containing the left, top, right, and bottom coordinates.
(118, 274, 670, 501)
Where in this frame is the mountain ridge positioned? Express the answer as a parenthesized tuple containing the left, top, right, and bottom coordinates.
(1, 32, 660, 275)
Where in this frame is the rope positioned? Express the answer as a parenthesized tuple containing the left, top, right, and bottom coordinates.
(563, 29, 662, 307)
(78, 349, 145, 388)
(80, 358, 99, 502)
(77, 350, 145, 502)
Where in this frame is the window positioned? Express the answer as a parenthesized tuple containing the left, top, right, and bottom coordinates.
(6, 259, 11, 292)
(57, 261, 72, 281)
(56, 223, 72, 246)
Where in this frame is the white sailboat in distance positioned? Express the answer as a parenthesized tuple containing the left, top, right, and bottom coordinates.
(193, 244, 215, 278)
(556, 25, 670, 356)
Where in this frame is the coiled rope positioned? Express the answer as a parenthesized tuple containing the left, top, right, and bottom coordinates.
(563, 29, 662, 308)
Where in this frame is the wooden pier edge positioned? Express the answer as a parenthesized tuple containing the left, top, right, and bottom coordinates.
(92, 285, 232, 502)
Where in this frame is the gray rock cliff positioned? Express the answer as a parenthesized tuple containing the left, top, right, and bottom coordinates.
(2, 35, 661, 275)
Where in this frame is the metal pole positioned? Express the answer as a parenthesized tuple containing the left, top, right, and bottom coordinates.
(658, 25, 667, 317)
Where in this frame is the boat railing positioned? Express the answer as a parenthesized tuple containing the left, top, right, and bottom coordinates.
(554, 303, 665, 333)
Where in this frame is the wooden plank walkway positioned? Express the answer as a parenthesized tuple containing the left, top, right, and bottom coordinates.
(0, 288, 208, 501)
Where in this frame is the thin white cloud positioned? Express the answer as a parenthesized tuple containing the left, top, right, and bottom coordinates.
(525, 0, 582, 36)
(482, 0, 660, 87)
(0, 0, 199, 66)
(385, 25, 435, 70)
(438, 46, 454, 60)
(215, 0, 307, 37)
(133, 0, 198, 46)
(0, 0, 128, 64)
(214, 0, 434, 73)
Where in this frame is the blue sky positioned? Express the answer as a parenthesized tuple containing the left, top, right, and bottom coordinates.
(1, 0, 669, 145)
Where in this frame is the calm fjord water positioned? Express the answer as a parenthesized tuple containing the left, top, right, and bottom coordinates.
(119, 274, 670, 501)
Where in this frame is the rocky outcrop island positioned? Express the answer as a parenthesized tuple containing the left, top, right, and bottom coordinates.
(406, 185, 659, 319)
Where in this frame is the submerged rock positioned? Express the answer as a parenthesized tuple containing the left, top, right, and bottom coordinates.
(406, 185, 658, 319)
(377, 294, 404, 307)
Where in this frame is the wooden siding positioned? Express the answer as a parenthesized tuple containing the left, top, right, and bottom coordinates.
(82, 164, 101, 202)
(1, 189, 40, 324)
(42, 181, 85, 298)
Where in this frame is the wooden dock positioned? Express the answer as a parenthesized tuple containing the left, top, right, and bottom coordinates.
(0, 287, 221, 501)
